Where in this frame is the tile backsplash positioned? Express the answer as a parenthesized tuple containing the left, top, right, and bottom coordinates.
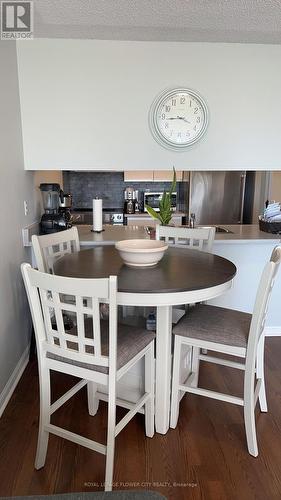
(63, 171, 186, 210)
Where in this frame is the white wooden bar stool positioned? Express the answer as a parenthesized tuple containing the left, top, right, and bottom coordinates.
(31, 228, 82, 342)
(170, 246, 281, 457)
(156, 225, 215, 252)
(156, 225, 215, 324)
(21, 264, 155, 491)
(32, 227, 80, 273)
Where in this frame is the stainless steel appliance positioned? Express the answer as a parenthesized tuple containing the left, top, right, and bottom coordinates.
(144, 191, 177, 213)
(39, 183, 71, 234)
(187, 171, 266, 225)
(103, 212, 124, 225)
(58, 192, 73, 224)
(134, 189, 140, 213)
(59, 193, 72, 208)
(124, 186, 136, 214)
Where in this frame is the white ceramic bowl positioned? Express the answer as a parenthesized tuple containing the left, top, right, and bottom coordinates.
(115, 239, 168, 267)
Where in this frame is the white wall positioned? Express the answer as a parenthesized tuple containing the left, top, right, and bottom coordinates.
(0, 42, 39, 399)
(17, 39, 281, 171)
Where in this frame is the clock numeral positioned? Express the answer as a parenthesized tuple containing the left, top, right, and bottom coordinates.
(180, 97, 185, 104)
(165, 122, 169, 129)
(196, 117, 201, 123)
(177, 132, 181, 138)
(193, 126, 197, 131)
(194, 107, 198, 114)
(172, 99, 176, 106)
(165, 105, 171, 112)
(189, 100, 192, 107)
(161, 113, 166, 120)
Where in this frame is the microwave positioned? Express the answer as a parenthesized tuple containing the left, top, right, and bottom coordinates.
(144, 191, 177, 212)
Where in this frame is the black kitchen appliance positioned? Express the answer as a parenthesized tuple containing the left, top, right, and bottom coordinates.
(124, 186, 136, 214)
(58, 192, 73, 223)
(144, 191, 177, 212)
(39, 183, 72, 234)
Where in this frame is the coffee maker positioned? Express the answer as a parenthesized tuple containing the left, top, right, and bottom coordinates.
(124, 187, 141, 214)
(124, 186, 135, 214)
(39, 183, 72, 234)
(58, 193, 73, 224)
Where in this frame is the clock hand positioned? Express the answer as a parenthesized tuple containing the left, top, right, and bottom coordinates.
(166, 116, 191, 123)
(177, 115, 191, 123)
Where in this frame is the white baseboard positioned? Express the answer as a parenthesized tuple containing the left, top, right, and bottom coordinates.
(0, 346, 29, 418)
(264, 326, 281, 337)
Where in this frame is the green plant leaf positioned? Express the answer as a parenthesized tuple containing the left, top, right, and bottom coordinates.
(169, 166, 177, 196)
(146, 168, 176, 226)
(145, 205, 162, 222)
(163, 212, 172, 225)
(161, 192, 170, 211)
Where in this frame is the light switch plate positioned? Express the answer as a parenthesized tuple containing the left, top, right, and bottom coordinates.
(24, 200, 28, 216)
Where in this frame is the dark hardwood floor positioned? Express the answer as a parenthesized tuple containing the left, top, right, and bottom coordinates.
(1, 338, 281, 500)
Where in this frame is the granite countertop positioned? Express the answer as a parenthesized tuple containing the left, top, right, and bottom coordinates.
(124, 211, 185, 217)
(77, 224, 281, 246)
(77, 224, 149, 246)
(213, 224, 281, 243)
(23, 222, 281, 248)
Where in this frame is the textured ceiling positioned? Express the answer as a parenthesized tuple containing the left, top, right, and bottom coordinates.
(34, 0, 281, 44)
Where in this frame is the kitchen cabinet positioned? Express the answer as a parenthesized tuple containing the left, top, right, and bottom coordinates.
(124, 170, 183, 182)
(124, 171, 154, 182)
(153, 170, 183, 182)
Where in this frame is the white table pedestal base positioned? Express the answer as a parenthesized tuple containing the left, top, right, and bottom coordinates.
(155, 306, 172, 434)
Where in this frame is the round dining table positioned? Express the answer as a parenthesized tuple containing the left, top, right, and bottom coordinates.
(54, 245, 236, 435)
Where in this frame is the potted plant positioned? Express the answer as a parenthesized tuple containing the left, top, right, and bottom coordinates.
(145, 167, 177, 225)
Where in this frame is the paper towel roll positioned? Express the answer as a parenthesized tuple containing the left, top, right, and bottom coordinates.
(92, 197, 103, 232)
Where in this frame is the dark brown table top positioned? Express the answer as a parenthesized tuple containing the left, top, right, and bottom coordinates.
(53, 246, 236, 294)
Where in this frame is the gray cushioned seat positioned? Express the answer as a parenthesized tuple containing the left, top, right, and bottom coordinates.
(47, 320, 155, 374)
(172, 304, 252, 348)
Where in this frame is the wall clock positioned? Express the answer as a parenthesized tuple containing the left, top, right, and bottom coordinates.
(149, 87, 209, 151)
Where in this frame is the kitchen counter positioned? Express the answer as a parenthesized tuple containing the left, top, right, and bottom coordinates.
(213, 224, 281, 243)
(124, 211, 186, 217)
(77, 223, 281, 245)
(23, 222, 281, 247)
(77, 224, 149, 246)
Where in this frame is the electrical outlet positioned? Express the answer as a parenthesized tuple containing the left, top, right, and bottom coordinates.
(24, 200, 28, 216)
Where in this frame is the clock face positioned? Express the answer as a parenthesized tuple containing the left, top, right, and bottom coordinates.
(149, 88, 208, 150)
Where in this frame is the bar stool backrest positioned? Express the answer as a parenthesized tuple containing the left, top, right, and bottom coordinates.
(246, 245, 281, 369)
(21, 263, 117, 373)
(156, 225, 215, 253)
(32, 227, 80, 273)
